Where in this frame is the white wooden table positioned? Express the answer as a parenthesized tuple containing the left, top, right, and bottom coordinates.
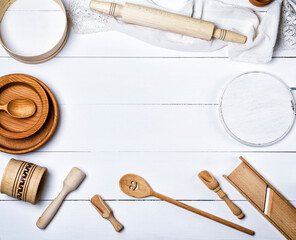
(0, 0, 295, 239)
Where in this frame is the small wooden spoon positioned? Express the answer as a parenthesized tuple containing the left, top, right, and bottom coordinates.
(119, 174, 254, 235)
(0, 99, 36, 118)
(198, 170, 244, 219)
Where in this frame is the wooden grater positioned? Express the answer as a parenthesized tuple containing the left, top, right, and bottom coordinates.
(224, 156, 296, 240)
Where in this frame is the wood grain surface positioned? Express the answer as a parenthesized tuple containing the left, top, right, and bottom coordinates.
(0, 74, 49, 139)
(267, 189, 296, 240)
(224, 157, 296, 240)
(0, 74, 58, 153)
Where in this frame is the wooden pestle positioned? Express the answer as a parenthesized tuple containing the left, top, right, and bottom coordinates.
(90, 1, 247, 44)
(36, 167, 86, 229)
(198, 170, 244, 219)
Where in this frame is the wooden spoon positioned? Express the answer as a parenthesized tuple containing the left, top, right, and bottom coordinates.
(0, 99, 36, 118)
(198, 170, 244, 219)
(119, 174, 254, 235)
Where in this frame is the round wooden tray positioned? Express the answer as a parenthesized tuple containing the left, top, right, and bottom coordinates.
(0, 74, 49, 139)
(0, 75, 58, 154)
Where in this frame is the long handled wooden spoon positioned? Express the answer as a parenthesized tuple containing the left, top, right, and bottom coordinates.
(198, 170, 244, 219)
(119, 174, 254, 236)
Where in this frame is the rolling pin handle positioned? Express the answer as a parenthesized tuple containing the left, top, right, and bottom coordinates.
(213, 28, 247, 44)
(90, 1, 123, 17)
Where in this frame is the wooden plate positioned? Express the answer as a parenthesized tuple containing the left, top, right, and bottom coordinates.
(0, 74, 49, 139)
(0, 75, 58, 154)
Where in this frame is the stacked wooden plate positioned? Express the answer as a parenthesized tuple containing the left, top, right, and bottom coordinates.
(0, 74, 58, 154)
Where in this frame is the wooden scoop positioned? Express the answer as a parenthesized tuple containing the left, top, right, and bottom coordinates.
(119, 174, 254, 235)
(0, 99, 36, 118)
(91, 194, 124, 232)
(198, 170, 244, 219)
(36, 167, 86, 229)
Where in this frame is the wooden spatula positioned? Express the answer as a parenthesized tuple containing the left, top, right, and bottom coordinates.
(198, 170, 244, 219)
(91, 194, 124, 232)
(119, 174, 254, 235)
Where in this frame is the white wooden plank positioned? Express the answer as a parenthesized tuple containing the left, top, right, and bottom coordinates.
(23, 104, 296, 152)
(2, 30, 292, 58)
(0, 152, 295, 200)
(0, 200, 288, 240)
(0, 106, 295, 153)
(0, 58, 296, 105)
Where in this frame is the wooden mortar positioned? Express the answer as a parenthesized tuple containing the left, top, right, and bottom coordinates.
(0, 158, 47, 204)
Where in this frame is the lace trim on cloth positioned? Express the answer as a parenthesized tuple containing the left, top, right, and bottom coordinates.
(276, 0, 296, 49)
(67, 0, 112, 34)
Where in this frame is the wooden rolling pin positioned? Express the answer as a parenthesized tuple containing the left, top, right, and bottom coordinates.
(198, 170, 244, 219)
(90, 1, 247, 44)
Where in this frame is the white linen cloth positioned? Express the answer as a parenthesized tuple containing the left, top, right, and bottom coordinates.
(68, 0, 283, 63)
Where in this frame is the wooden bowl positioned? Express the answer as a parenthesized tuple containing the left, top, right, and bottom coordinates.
(0, 74, 58, 154)
(249, 0, 272, 7)
(0, 158, 47, 204)
(0, 74, 49, 139)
